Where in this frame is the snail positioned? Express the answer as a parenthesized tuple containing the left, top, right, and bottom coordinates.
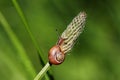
(48, 45, 65, 65)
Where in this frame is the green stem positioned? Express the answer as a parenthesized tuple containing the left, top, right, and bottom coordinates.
(34, 62, 51, 80)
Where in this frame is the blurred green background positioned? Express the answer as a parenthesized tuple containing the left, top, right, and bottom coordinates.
(0, 0, 120, 80)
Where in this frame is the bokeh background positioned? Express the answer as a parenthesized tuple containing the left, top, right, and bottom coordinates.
(0, 0, 120, 80)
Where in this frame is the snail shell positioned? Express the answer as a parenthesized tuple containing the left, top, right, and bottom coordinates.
(48, 45, 65, 65)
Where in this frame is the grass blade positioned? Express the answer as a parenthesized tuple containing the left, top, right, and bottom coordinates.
(12, 0, 45, 64)
(0, 11, 36, 78)
(12, 0, 53, 80)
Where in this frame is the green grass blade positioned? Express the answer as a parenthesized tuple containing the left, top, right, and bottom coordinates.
(11, 0, 53, 80)
(0, 11, 36, 78)
(12, 0, 45, 64)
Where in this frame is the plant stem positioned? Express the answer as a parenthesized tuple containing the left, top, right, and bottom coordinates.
(12, 1, 53, 79)
(34, 62, 51, 80)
